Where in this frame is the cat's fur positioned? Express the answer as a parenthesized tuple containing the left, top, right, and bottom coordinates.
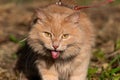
(15, 4, 95, 80)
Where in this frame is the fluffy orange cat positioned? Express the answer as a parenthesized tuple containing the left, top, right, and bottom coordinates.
(15, 4, 95, 80)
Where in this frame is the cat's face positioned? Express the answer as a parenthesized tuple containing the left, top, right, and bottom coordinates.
(28, 10, 84, 59)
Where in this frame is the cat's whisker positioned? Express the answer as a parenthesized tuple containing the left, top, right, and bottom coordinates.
(19, 38, 27, 43)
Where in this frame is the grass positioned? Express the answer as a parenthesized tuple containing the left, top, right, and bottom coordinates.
(88, 55, 120, 80)
(115, 40, 120, 50)
(99, 55, 120, 80)
(9, 34, 19, 43)
(9, 34, 26, 47)
(88, 40, 120, 80)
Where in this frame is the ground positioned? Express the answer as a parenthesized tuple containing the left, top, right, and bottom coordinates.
(0, 0, 120, 80)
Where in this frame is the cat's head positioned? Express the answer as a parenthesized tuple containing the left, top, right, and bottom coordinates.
(28, 5, 93, 60)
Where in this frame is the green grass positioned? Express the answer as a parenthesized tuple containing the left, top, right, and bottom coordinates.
(9, 34, 26, 47)
(9, 34, 19, 43)
(88, 40, 120, 80)
(100, 55, 120, 80)
(88, 55, 120, 80)
(115, 40, 120, 50)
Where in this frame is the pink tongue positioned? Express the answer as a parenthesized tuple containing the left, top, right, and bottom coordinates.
(51, 51, 60, 59)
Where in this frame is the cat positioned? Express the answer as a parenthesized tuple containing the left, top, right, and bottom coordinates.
(15, 4, 95, 80)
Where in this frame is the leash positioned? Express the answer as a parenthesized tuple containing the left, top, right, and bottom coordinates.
(56, 0, 114, 10)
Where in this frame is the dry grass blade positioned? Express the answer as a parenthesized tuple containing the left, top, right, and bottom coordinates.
(107, 49, 120, 58)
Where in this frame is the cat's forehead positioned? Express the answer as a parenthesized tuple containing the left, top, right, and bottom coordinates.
(35, 4, 79, 35)
(48, 14, 72, 32)
(43, 4, 74, 14)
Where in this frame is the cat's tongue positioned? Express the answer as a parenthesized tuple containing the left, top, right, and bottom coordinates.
(51, 51, 60, 59)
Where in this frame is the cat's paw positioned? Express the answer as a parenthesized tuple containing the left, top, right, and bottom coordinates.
(42, 75, 58, 80)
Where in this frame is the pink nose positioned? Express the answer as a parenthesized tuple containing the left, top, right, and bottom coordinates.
(53, 45, 59, 49)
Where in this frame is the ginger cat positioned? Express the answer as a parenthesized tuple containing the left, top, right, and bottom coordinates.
(15, 4, 95, 80)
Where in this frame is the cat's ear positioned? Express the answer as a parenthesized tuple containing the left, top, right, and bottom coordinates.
(65, 12, 80, 24)
(32, 8, 51, 24)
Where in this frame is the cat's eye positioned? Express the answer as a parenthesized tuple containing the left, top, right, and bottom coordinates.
(44, 32, 52, 38)
(62, 34, 69, 39)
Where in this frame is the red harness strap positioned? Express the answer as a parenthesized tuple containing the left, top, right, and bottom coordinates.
(56, 0, 114, 10)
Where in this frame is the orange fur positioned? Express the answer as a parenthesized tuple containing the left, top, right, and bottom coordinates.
(16, 4, 95, 80)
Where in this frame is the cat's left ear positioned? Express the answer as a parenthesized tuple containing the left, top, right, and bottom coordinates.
(31, 8, 51, 25)
(65, 12, 80, 24)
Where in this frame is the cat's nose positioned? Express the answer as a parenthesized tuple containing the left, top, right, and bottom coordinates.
(53, 45, 59, 49)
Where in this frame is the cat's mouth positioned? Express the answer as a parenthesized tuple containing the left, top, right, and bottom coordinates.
(50, 50, 60, 59)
